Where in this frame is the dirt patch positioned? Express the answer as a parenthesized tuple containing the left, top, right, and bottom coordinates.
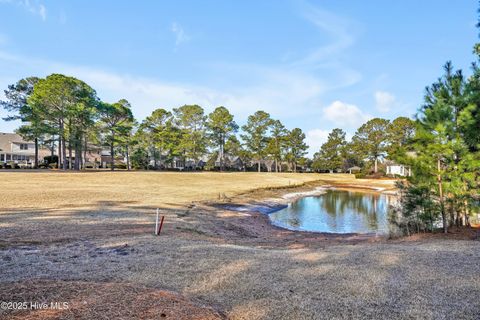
(0, 280, 224, 320)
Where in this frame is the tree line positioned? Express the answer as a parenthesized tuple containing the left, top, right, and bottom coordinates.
(312, 116, 416, 174)
(1, 74, 308, 172)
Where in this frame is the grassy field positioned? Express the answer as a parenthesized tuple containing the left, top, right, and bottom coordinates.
(0, 172, 478, 319)
(0, 171, 356, 211)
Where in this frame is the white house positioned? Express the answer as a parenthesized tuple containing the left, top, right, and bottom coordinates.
(386, 162, 411, 177)
(0, 133, 48, 167)
(0, 132, 36, 166)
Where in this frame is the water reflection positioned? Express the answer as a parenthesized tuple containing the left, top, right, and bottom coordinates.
(269, 190, 392, 234)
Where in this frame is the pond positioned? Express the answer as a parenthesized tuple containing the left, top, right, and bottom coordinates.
(269, 189, 392, 234)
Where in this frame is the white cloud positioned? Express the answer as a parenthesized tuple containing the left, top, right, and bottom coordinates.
(0, 0, 47, 21)
(374, 90, 395, 113)
(0, 50, 325, 122)
(295, 2, 356, 66)
(171, 22, 190, 49)
(323, 100, 371, 128)
(305, 129, 330, 156)
(60, 63, 329, 122)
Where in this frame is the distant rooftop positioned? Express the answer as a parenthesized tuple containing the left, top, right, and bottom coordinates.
(0, 132, 30, 152)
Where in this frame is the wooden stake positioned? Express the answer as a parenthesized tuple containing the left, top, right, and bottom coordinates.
(157, 215, 165, 235)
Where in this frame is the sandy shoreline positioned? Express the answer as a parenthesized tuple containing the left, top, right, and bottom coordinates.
(220, 179, 398, 219)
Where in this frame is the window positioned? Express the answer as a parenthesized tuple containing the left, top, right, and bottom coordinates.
(20, 144, 28, 150)
(0, 154, 3, 161)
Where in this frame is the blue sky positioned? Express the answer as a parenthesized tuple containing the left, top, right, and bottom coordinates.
(0, 0, 477, 155)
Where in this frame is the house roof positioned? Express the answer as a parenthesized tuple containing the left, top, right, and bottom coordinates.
(215, 153, 242, 163)
(0, 132, 28, 152)
(0, 132, 51, 159)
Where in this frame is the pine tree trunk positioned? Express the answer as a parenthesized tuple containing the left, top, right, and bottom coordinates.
(74, 136, 81, 171)
(68, 142, 72, 170)
(74, 142, 78, 170)
(463, 201, 468, 226)
(34, 137, 39, 169)
(220, 137, 225, 171)
(258, 161, 261, 172)
(58, 136, 62, 169)
(83, 135, 87, 169)
(153, 149, 157, 169)
(60, 119, 67, 171)
(437, 159, 447, 233)
(62, 136, 67, 171)
(374, 158, 378, 173)
(110, 141, 115, 171)
(126, 145, 130, 171)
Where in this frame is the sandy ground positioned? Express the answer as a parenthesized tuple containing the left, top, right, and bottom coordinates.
(0, 172, 479, 319)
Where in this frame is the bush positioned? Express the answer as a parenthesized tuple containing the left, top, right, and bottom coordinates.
(44, 155, 58, 164)
(115, 163, 127, 169)
(388, 181, 439, 238)
(131, 148, 149, 170)
(5, 162, 19, 169)
(105, 162, 127, 169)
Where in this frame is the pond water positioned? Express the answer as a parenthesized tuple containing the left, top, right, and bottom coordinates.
(269, 190, 392, 234)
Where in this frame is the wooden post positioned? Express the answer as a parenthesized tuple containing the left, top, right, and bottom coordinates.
(155, 208, 159, 235)
(157, 215, 165, 235)
(155, 208, 165, 236)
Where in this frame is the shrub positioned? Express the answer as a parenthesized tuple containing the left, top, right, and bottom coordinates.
(44, 155, 59, 164)
(388, 181, 439, 238)
(115, 163, 127, 169)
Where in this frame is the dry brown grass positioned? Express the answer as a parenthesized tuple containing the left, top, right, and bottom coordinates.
(0, 280, 224, 319)
(0, 171, 340, 211)
(0, 172, 478, 319)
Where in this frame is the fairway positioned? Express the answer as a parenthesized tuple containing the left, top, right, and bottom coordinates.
(0, 171, 361, 211)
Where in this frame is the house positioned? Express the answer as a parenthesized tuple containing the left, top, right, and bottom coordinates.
(146, 154, 207, 170)
(99, 150, 127, 168)
(386, 161, 411, 177)
(348, 166, 361, 174)
(214, 154, 244, 171)
(0, 133, 49, 168)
